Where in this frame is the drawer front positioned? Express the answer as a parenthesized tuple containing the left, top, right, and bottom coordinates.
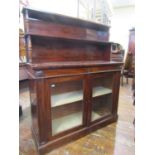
(41, 66, 121, 78)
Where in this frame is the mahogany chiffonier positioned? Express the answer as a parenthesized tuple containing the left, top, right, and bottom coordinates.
(23, 7, 123, 155)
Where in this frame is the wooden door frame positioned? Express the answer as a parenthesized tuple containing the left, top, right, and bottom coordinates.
(87, 71, 120, 125)
(44, 74, 88, 141)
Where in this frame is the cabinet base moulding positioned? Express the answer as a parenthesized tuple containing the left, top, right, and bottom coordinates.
(32, 115, 118, 155)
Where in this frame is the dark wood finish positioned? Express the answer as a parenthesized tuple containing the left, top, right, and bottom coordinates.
(112, 71, 121, 114)
(25, 19, 109, 42)
(39, 116, 116, 155)
(22, 7, 109, 31)
(23, 7, 123, 155)
(27, 61, 122, 70)
(30, 36, 111, 63)
(23, 8, 111, 63)
(121, 28, 135, 85)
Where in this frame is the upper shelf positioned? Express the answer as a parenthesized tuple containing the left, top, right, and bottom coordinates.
(29, 34, 113, 46)
(23, 7, 110, 43)
(22, 8, 121, 64)
(24, 19, 110, 43)
(23, 7, 110, 31)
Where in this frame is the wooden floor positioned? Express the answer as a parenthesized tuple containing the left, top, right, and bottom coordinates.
(19, 79, 135, 155)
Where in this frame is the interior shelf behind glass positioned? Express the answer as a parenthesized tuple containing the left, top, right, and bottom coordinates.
(52, 111, 100, 135)
(51, 86, 112, 107)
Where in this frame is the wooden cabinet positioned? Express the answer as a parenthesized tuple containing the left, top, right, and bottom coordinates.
(121, 28, 135, 85)
(23, 8, 123, 154)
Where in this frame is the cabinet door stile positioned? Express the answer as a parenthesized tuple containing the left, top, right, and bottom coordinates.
(83, 74, 92, 126)
(111, 71, 121, 116)
(45, 81, 53, 138)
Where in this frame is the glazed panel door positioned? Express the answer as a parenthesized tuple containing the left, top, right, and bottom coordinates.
(46, 75, 87, 137)
(89, 72, 116, 123)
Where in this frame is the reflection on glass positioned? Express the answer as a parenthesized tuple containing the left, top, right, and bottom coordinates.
(91, 76, 113, 121)
(51, 80, 83, 135)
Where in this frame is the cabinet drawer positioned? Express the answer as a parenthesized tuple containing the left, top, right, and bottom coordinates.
(88, 66, 121, 73)
(43, 68, 88, 77)
(40, 66, 121, 78)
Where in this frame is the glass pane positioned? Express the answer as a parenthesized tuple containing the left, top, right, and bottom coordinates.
(50, 80, 83, 135)
(91, 76, 113, 121)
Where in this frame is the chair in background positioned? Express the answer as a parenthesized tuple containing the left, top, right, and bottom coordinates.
(121, 53, 135, 85)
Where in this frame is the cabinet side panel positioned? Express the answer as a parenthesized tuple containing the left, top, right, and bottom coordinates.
(29, 79, 39, 141)
(112, 71, 121, 115)
(36, 79, 51, 144)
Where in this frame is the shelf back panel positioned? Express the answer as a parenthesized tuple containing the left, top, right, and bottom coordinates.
(25, 20, 109, 43)
(30, 36, 111, 62)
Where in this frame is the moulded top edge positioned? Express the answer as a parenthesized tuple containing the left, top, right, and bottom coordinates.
(27, 61, 123, 70)
(22, 7, 110, 31)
